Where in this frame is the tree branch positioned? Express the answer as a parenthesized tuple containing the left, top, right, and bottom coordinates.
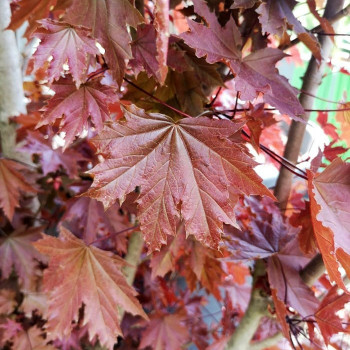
(123, 231, 144, 286)
(250, 332, 283, 350)
(225, 260, 269, 350)
(274, 0, 345, 209)
(119, 232, 144, 321)
(300, 253, 325, 287)
(280, 3, 350, 51)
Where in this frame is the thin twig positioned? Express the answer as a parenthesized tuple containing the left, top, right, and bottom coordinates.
(232, 92, 239, 119)
(206, 87, 222, 108)
(123, 77, 193, 119)
(216, 107, 350, 113)
(241, 130, 308, 179)
(299, 89, 348, 105)
(311, 32, 350, 36)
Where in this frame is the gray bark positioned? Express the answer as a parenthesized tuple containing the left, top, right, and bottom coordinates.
(274, 0, 346, 208)
(0, 0, 26, 158)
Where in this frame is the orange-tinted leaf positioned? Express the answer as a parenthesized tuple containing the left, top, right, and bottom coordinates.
(33, 227, 147, 349)
(0, 226, 45, 289)
(315, 285, 350, 344)
(86, 104, 274, 251)
(308, 158, 350, 290)
(335, 102, 350, 147)
(271, 288, 290, 339)
(0, 159, 36, 220)
(8, 0, 56, 36)
(32, 20, 99, 86)
(307, 0, 335, 39)
(290, 202, 317, 255)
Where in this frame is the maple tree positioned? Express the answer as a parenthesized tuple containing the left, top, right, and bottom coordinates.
(0, 0, 350, 349)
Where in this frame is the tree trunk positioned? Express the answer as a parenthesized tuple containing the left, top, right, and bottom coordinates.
(0, 0, 26, 159)
(226, 1, 345, 349)
(274, 0, 345, 208)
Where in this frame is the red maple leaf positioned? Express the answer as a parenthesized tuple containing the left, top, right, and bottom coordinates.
(64, 0, 143, 85)
(139, 311, 189, 350)
(32, 19, 99, 86)
(130, 24, 160, 80)
(226, 213, 319, 317)
(33, 227, 148, 349)
(38, 76, 116, 147)
(154, 0, 169, 83)
(85, 104, 274, 251)
(315, 285, 350, 344)
(308, 158, 350, 290)
(180, 0, 304, 119)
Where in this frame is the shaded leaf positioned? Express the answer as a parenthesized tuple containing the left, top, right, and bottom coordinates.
(22, 132, 85, 177)
(11, 325, 56, 350)
(65, 0, 143, 85)
(130, 24, 160, 79)
(0, 159, 36, 220)
(139, 311, 189, 350)
(231, 0, 256, 9)
(267, 239, 319, 318)
(0, 289, 16, 315)
(226, 214, 319, 317)
(38, 76, 116, 147)
(0, 226, 46, 289)
(62, 196, 130, 248)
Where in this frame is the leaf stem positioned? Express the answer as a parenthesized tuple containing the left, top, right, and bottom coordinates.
(280, 3, 350, 50)
(88, 225, 139, 246)
(216, 107, 350, 113)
